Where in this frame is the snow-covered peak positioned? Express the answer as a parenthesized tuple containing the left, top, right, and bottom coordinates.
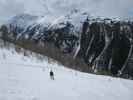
(7, 13, 38, 29)
(5, 11, 89, 35)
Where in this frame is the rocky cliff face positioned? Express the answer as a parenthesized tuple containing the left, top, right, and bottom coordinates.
(80, 19, 133, 77)
(1, 13, 133, 78)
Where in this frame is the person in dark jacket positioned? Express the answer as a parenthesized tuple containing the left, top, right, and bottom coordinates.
(50, 70, 54, 80)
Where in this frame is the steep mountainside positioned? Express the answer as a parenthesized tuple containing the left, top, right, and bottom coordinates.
(0, 13, 133, 78)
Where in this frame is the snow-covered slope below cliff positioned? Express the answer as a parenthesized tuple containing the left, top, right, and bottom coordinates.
(0, 41, 133, 100)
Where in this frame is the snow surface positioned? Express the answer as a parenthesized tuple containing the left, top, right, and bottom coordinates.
(0, 45, 133, 100)
(7, 11, 88, 34)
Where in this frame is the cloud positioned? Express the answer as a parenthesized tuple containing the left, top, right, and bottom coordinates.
(0, 0, 133, 24)
(0, 0, 25, 24)
(93, 0, 133, 18)
(48, 0, 133, 18)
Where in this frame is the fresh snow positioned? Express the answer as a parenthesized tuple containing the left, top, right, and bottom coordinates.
(7, 11, 88, 34)
(0, 45, 133, 100)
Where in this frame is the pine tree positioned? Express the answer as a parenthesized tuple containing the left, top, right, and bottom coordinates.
(0, 25, 8, 41)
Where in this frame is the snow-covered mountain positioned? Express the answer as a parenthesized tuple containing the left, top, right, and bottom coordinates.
(8, 14, 38, 30)
(5, 12, 124, 40)
(0, 39, 133, 100)
(1, 12, 133, 78)
(7, 11, 89, 36)
(0, 0, 133, 78)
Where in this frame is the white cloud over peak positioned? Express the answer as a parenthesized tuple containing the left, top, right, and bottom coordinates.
(0, 0, 133, 24)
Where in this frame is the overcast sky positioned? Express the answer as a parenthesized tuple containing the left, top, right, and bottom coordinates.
(0, 0, 133, 24)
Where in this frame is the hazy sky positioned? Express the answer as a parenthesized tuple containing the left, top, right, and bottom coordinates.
(0, 0, 133, 24)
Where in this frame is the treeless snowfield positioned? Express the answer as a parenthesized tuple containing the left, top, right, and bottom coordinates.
(0, 47, 133, 100)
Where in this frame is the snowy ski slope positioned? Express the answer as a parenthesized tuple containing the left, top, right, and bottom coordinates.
(0, 46, 133, 100)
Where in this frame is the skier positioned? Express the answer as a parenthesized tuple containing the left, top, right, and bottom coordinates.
(50, 70, 54, 80)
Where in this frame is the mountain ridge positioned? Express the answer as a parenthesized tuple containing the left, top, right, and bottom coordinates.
(1, 13, 133, 79)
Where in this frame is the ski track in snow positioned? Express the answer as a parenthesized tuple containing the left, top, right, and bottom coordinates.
(0, 47, 133, 100)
